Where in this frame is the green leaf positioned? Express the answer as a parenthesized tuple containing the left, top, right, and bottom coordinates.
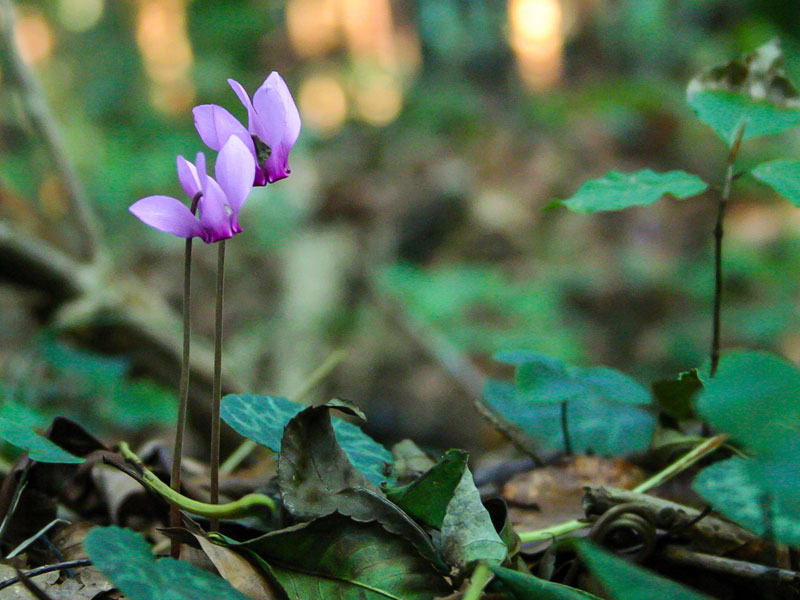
(694, 351, 800, 455)
(693, 453, 800, 546)
(686, 39, 800, 146)
(221, 393, 391, 484)
(84, 526, 250, 600)
(559, 170, 708, 213)
(751, 159, 800, 207)
(490, 565, 603, 600)
(278, 404, 446, 571)
(0, 417, 83, 464)
(651, 369, 702, 421)
(440, 464, 507, 569)
(228, 513, 452, 600)
(384, 448, 468, 529)
(576, 540, 712, 600)
(482, 379, 655, 456)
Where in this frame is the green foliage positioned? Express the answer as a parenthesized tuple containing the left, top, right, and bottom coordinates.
(751, 159, 800, 206)
(483, 354, 655, 456)
(380, 264, 583, 359)
(439, 463, 507, 569)
(85, 526, 250, 600)
(225, 514, 452, 600)
(695, 351, 800, 455)
(221, 394, 392, 485)
(0, 417, 83, 463)
(557, 169, 708, 213)
(576, 540, 712, 599)
(384, 448, 468, 529)
(693, 455, 800, 546)
(651, 369, 702, 420)
(490, 565, 603, 600)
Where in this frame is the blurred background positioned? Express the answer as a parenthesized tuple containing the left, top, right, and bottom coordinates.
(3, 0, 800, 457)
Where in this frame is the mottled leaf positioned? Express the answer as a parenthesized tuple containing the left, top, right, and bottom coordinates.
(694, 452, 800, 546)
(490, 565, 602, 600)
(384, 449, 468, 529)
(751, 159, 800, 207)
(221, 393, 391, 484)
(84, 526, 250, 600)
(559, 170, 708, 213)
(694, 351, 800, 455)
(0, 417, 83, 464)
(577, 540, 712, 600)
(228, 514, 452, 600)
(440, 465, 507, 569)
(687, 39, 800, 145)
(482, 379, 655, 456)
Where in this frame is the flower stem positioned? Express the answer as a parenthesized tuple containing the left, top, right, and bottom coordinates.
(710, 124, 746, 378)
(169, 193, 200, 559)
(210, 239, 226, 532)
(462, 562, 492, 600)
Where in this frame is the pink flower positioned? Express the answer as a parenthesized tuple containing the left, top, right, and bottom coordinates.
(193, 72, 301, 185)
(130, 136, 255, 243)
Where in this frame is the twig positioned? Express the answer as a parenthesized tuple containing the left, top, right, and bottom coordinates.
(0, 560, 91, 592)
(660, 545, 800, 586)
(0, 0, 102, 261)
(13, 568, 55, 600)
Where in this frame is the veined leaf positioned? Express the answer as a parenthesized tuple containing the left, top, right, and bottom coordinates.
(221, 393, 391, 484)
(751, 159, 800, 207)
(85, 526, 250, 600)
(558, 169, 708, 213)
(490, 565, 602, 600)
(228, 514, 451, 600)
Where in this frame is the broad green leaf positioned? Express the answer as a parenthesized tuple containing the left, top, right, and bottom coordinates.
(568, 366, 651, 406)
(384, 448, 468, 529)
(651, 369, 702, 421)
(221, 393, 391, 484)
(84, 526, 250, 600)
(278, 404, 446, 571)
(687, 40, 800, 146)
(694, 452, 800, 546)
(440, 464, 507, 569)
(0, 417, 83, 464)
(576, 540, 712, 600)
(482, 379, 655, 456)
(559, 170, 708, 213)
(751, 159, 800, 206)
(229, 514, 452, 600)
(490, 565, 602, 600)
(694, 351, 800, 455)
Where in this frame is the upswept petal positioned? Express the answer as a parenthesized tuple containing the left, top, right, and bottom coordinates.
(267, 71, 301, 148)
(197, 176, 234, 242)
(228, 78, 259, 134)
(195, 152, 208, 195)
(192, 104, 254, 155)
(215, 136, 255, 215)
(130, 195, 205, 239)
(177, 156, 201, 199)
(252, 79, 286, 148)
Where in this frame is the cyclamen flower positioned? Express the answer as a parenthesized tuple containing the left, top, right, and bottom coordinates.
(130, 136, 255, 243)
(193, 71, 301, 186)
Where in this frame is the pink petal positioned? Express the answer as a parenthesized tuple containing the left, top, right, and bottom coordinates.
(195, 152, 208, 195)
(192, 104, 254, 155)
(197, 177, 234, 243)
(215, 136, 255, 215)
(177, 156, 201, 199)
(267, 72, 301, 149)
(252, 78, 286, 150)
(130, 196, 204, 239)
(228, 78, 259, 134)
